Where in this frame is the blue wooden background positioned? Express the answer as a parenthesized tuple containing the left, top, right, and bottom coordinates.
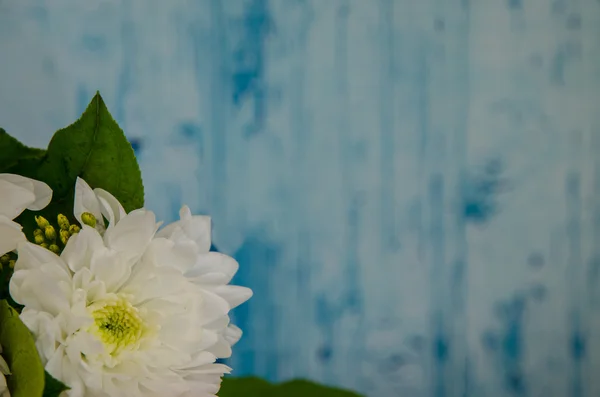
(1, 1, 599, 396)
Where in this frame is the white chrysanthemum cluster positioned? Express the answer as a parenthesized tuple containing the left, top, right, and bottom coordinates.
(10, 178, 252, 397)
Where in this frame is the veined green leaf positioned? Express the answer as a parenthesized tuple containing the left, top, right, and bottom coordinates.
(0, 300, 44, 397)
(7, 92, 144, 239)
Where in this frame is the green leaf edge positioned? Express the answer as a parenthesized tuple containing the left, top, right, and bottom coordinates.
(5, 91, 145, 240)
(36, 91, 144, 210)
(219, 376, 365, 397)
(42, 370, 69, 397)
(0, 300, 45, 397)
(0, 128, 45, 173)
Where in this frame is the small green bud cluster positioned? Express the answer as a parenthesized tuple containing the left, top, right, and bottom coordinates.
(33, 214, 82, 254)
(0, 252, 16, 271)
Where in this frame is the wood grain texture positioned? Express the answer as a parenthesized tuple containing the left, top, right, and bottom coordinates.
(0, 1, 599, 396)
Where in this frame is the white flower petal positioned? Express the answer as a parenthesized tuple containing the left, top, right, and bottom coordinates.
(198, 290, 232, 326)
(61, 225, 105, 273)
(185, 252, 239, 284)
(72, 268, 107, 303)
(157, 206, 211, 253)
(182, 363, 231, 376)
(22, 177, 52, 211)
(74, 177, 105, 230)
(146, 238, 198, 273)
(0, 173, 52, 216)
(208, 285, 253, 310)
(19, 310, 59, 362)
(206, 337, 232, 358)
(104, 209, 157, 261)
(194, 329, 221, 352)
(90, 250, 132, 292)
(0, 177, 35, 219)
(10, 266, 70, 315)
(13, 241, 65, 272)
(45, 345, 69, 386)
(223, 324, 243, 347)
(179, 375, 224, 397)
(0, 215, 25, 256)
(175, 351, 217, 370)
(203, 316, 229, 331)
(94, 187, 126, 227)
(0, 372, 7, 397)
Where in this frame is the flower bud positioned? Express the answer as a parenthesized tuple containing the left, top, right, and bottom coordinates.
(35, 216, 50, 229)
(33, 229, 44, 237)
(60, 230, 70, 245)
(81, 212, 97, 228)
(49, 244, 60, 255)
(8, 260, 15, 269)
(34, 234, 45, 245)
(44, 225, 57, 241)
(57, 214, 70, 230)
(69, 224, 81, 235)
(0, 255, 9, 264)
(40, 243, 49, 249)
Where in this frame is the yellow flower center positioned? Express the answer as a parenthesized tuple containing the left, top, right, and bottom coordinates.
(88, 296, 146, 355)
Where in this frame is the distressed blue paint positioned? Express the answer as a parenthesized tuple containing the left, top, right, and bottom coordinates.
(485, 294, 528, 396)
(76, 84, 90, 116)
(178, 122, 202, 140)
(429, 175, 447, 397)
(507, 0, 523, 10)
(167, 182, 183, 220)
(233, 0, 271, 136)
(343, 197, 362, 314)
(566, 173, 585, 397)
(566, 14, 582, 30)
(501, 296, 527, 396)
(1, 1, 600, 396)
(81, 34, 107, 54)
(114, 0, 134, 125)
(550, 47, 567, 86)
(529, 284, 547, 302)
(332, 1, 366, 386)
(552, 0, 567, 15)
(379, 0, 398, 252)
(229, 235, 282, 380)
(591, 134, 600, 310)
(463, 159, 505, 224)
(205, 0, 229, 224)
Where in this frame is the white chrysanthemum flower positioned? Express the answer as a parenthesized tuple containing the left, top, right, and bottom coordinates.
(0, 173, 52, 255)
(0, 345, 11, 397)
(9, 178, 252, 397)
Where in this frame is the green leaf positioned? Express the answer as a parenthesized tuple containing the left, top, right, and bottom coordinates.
(273, 379, 364, 396)
(218, 377, 364, 397)
(219, 377, 273, 397)
(0, 300, 44, 397)
(42, 371, 69, 397)
(0, 129, 45, 173)
(35, 91, 144, 210)
(7, 92, 144, 238)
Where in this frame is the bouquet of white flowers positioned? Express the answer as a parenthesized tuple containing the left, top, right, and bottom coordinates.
(0, 93, 363, 397)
